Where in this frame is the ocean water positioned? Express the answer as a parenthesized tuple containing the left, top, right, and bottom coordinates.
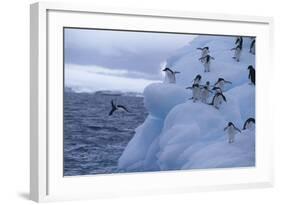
(63, 91, 148, 176)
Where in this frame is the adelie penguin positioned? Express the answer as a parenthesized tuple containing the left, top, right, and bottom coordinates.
(243, 118, 255, 130)
(209, 92, 227, 109)
(186, 83, 201, 102)
(214, 78, 232, 90)
(231, 44, 242, 62)
(248, 65, 255, 85)
(224, 122, 241, 144)
(108, 99, 129, 116)
(162, 67, 180, 84)
(235, 36, 243, 49)
(197, 46, 209, 61)
(198, 54, 215, 72)
(249, 38, 255, 55)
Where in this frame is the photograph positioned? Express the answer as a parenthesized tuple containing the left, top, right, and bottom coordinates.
(63, 28, 256, 176)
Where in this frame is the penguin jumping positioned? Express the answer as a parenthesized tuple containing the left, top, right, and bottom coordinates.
(231, 45, 242, 62)
(197, 46, 209, 61)
(243, 118, 255, 130)
(108, 99, 129, 116)
(224, 122, 241, 144)
(186, 83, 201, 102)
(162, 67, 180, 84)
(250, 38, 255, 55)
(209, 92, 227, 109)
(214, 78, 232, 90)
(248, 65, 255, 85)
(198, 54, 215, 72)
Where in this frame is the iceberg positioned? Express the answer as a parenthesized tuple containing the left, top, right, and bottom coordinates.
(118, 35, 255, 172)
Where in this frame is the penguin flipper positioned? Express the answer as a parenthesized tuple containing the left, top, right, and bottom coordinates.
(109, 108, 116, 116)
(117, 105, 129, 113)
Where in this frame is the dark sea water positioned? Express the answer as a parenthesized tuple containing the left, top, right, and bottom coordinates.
(63, 91, 148, 176)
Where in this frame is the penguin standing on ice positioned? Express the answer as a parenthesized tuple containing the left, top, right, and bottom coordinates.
(186, 83, 201, 102)
(198, 54, 215, 72)
(224, 122, 241, 144)
(197, 46, 209, 62)
(250, 38, 255, 54)
(109, 99, 129, 116)
(243, 118, 255, 130)
(192, 74, 202, 84)
(214, 78, 232, 90)
(248, 65, 255, 85)
(200, 85, 213, 103)
(209, 92, 227, 109)
(162, 67, 180, 83)
(231, 45, 242, 62)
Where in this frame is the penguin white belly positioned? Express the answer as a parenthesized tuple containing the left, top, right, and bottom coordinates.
(193, 88, 201, 102)
(166, 72, 176, 83)
(213, 95, 223, 108)
(201, 89, 209, 103)
(227, 126, 236, 143)
(235, 48, 241, 61)
(217, 81, 224, 90)
(201, 50, 209, 58)
(204, 61, 210, 72)
(246, 121, 255, 130)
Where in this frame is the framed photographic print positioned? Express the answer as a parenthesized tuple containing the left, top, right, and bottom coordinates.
(30, 2, 274, 202)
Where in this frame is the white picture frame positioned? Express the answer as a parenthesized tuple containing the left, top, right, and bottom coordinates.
(30, 2, 274, 202)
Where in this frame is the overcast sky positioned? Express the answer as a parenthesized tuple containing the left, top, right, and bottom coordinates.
(64, 28, 196, 92)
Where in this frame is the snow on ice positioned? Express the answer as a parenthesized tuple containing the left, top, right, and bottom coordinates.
(118, 35, 255, 172)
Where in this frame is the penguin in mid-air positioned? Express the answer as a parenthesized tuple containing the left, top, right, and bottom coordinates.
(248, 65, 255, 85)
(192, 74, 202, 84)
(214, 78, 232, 90)
(231, 44, 242, 62)
(224, 122, 241, 144)
(250, 38, 255, 55)
(186, 83, 201, 102)
(243, 118, 255, 130)
(198, 54, 215, 72)
(209, 92, 227, 109)
(162, 67, 180, 83)
(197, 46, 209, 61)
(108, 99, 129, 116)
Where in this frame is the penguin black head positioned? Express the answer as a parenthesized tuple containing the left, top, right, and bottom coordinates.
(228, 122, 234, 127)
(195, 74, 202, 80)
(206, 81, 210, 85)
(193, 83, 199, 88)
(248, 65, 254, 70)
(203, 86, 208, 89)
(204, 46, 209, 50)
(218, 78, 224, 82)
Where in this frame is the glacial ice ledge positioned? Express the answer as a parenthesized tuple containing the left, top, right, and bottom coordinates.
(118, 35, 255, 172)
